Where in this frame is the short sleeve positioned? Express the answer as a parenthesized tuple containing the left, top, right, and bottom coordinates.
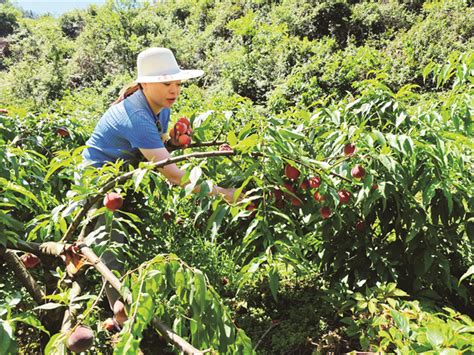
(159, 108, 171, 133)
(123, 110, 164, 149)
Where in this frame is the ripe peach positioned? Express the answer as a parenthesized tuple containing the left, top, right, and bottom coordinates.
(355, 219, 366, 232)
(102, 318, 117, 332)
(56, 127, 70, 138)
(67, 326, 94, 353)
(284, 164, 300, 180)
(291, 197, 302, 206)
(320, 206, 331, 219)
(351, 165, 365, 179)
(175, 122, 187, 134)
(178, 117, 190, 127)
(343, 143, 356, 156)
(338, 189, 351, 204)
(169, 127, 176, 138)
(300, 179, 310, 190)
(103, 192, 123, 211)
(313, 191, 326, 202)
(178, 134, 191, 147)
(246, 202, 257, 211)
(308, 176, 321, 188)
(283, 181, 296, 194)
(276, 199, 285, 209)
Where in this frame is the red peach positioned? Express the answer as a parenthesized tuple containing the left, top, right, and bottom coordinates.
(284, 164, 300, 180)
(103, 192, 123, 211)
(338, 189, 351, 204)
(67, 326, 94, 353)
(56, 127, 70, 138)
(355, 219, 366, 232)
(320, 206, 331, 219)
(313, 191, 326, 202)
(174, 122, 187, 134)
(344, 143, 356, 156)
(178, 134, 191, 147)
(351, 165, 365, 179)
(300, 179, 310, 190)
(178, 117, 190, 127)
(309, 176, 321, 188)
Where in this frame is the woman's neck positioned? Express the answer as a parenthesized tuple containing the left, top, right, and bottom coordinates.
(142, 89, 162, 116)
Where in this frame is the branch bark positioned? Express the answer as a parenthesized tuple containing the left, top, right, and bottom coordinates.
(7, 239, 66, 258)
(1, 248, 45, 304)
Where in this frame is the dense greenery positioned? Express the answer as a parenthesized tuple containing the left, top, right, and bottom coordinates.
(0, 0, 473, 353)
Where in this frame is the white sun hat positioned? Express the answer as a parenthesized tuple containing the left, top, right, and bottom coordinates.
(135, 47, 204, 83)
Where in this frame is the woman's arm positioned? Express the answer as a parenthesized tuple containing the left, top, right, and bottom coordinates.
(139, 147, 237, 203)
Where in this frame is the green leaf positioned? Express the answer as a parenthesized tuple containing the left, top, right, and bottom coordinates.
(14, 314, 49, 335)
(0, 178, 43, 209)
(426, 328, 445, 348)
(268, 267, 279, 302)
(390, 310, 410, 337)
(227, 131, 238, 146)
(279, 128, 305, 140)
(132, 168, 148, 191)
(185, 166, 202, 194)
(235, 134, 259, 153)
(34, 303, 65, 311)
(459, 265, 474, 285)
(0, 320, 16, 354)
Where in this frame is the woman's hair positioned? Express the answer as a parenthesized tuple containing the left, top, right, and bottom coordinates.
(113, 82, 142, 104)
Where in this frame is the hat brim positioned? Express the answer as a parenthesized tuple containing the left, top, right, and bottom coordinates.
(136, 69, 204, 83)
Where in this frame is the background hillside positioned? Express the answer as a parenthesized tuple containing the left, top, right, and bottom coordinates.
(0, 0, 473, 353)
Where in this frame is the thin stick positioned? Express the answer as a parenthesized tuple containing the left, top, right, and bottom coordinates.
(253, 321, 280, 351)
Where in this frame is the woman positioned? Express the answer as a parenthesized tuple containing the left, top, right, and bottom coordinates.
(82, 47, 237, 328)
(83, 47, 236, 202)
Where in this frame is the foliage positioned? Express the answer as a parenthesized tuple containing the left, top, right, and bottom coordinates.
(340, 283, 474, 353)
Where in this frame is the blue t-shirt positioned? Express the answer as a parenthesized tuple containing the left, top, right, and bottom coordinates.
(83, 89, 170, 167)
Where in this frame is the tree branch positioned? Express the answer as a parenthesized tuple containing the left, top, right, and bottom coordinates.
(7, 239, 66, 258)
(61, 150, 236, 242)
(1, 248, 45, 304)
(77, 244, 202, 354)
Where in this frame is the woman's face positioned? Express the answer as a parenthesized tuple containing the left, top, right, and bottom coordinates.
(141, 80, 182, 113)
